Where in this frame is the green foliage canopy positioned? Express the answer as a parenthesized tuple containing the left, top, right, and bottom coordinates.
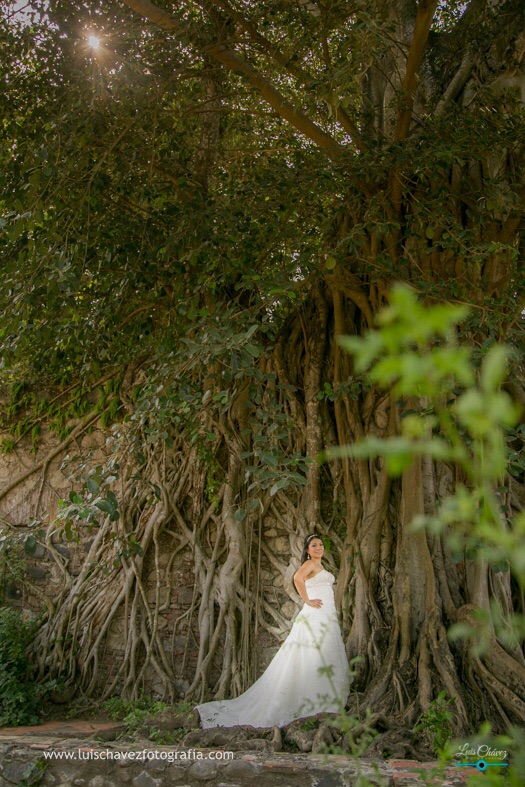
(0, 0, 523, 408)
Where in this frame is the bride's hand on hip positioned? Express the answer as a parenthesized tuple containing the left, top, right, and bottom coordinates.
(306, 598, 323, 608)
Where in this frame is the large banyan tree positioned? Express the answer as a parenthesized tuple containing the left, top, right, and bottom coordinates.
(1, 0, 524, 735)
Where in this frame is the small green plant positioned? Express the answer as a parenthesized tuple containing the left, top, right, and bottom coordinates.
(298, 716, 317, 731)
(103, 694, 167, 736)
(0, 532, 28, 595)
(320, 707, 386, 787)
(0, 606, 53, 727)
(63, 696, 100, 720)
(332, 706, 378, 758)
(149, 727, 187, 745)
(172, 699, 193, 713)
(413, 690, 454, 754)
(0, 438, 14, 454)
(9, 756, 49, 787)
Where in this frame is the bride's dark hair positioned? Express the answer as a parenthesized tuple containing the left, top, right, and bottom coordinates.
(300, 533, 322, 564)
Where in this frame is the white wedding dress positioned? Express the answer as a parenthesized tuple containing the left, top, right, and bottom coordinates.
(196, 569, 350, 728)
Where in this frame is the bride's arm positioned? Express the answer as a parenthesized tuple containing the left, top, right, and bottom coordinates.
(293, 564, 323, 608)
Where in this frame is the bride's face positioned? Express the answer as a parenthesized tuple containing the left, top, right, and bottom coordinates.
(308, 538, 324, 560)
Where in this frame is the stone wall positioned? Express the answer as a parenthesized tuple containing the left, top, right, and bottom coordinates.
(0, 736, 400, 787)
(0, 430, 303, 698)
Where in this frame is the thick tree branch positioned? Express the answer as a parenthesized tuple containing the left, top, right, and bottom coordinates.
(120, 0, 342, 153)
(202, 43, 341, 151)
(0, 409, 102, 504)
(197, 0, 362, 144)
(434, 53, 475, 116)
(394, 0, 438, 142)
(200, 0, 312, 84)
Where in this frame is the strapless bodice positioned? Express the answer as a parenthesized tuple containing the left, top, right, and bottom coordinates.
(305, 568, 335, 587)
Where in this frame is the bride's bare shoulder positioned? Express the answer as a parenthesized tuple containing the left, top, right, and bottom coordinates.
(293, 562, 315, 582)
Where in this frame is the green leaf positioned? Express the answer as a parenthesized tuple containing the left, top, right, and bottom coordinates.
(270, 479, 288, 496)
(106, 491, 118, 507)
(481, 345, 510, 393)
(245, 343, 260, 358)
(257, 451, 279, 467)
(338, 332, 384, 373)
(95, 500, 113, 514)
(385, 452, 413, 476)
(87, 479, 100, 495)
(24, 535, 37, 556)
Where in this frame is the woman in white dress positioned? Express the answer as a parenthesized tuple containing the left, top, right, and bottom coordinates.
(196, 534, 350, 728)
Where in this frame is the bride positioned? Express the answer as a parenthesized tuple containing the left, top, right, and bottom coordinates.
(196, 534, 350, 728)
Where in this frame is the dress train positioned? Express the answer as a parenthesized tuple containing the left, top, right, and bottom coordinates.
(196, 569, 349, 728)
